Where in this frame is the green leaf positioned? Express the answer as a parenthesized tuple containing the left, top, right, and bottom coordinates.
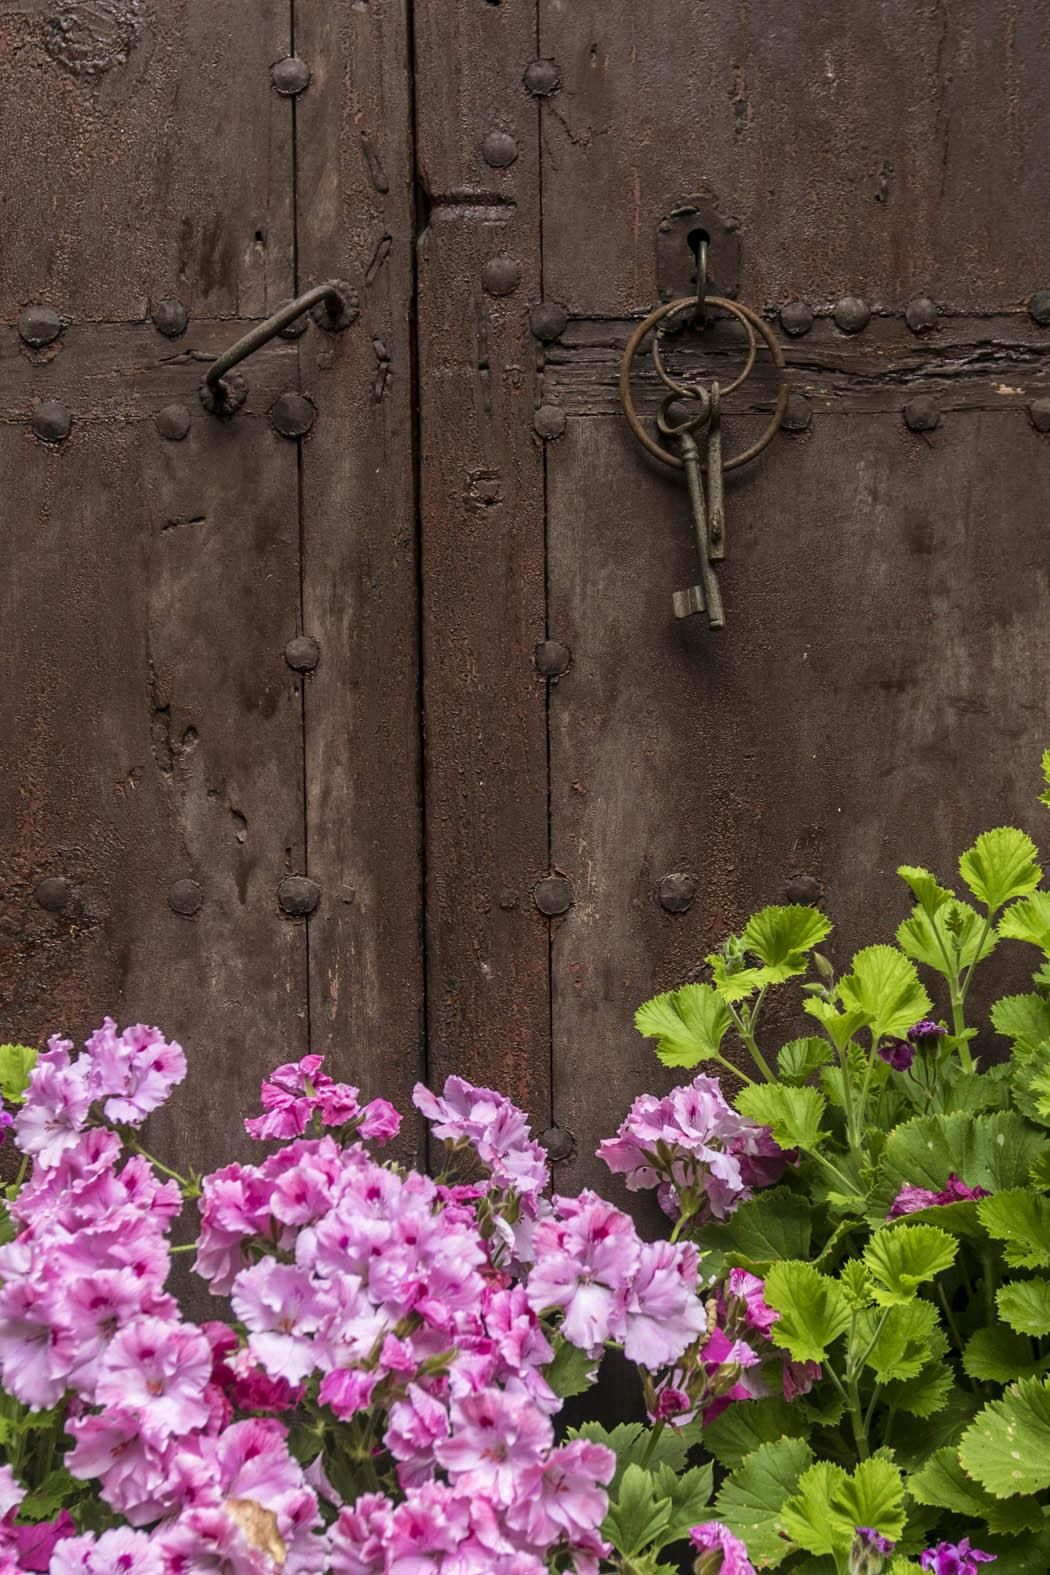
(570, 1422, 688, 1492)
(0, 1044, 37, 1106)
(777, 1036, 833, 1085)
(990, 993, 1050, 1056)
(802, 994, 868, 1053)
(837, 946, 932, 1042)
(909, 1446, 1045, 1535)
(856, 1299, 941, 1383)
(742, 905, 833, 977)
(658, 1461, 715, 1548)
(17, 1467, 79, 1522)
(830, 1458, 907, 1543)
(958, 1377, 1050, 1497)
(778, 1461, 846, 1557)
(735, 1083, 827, 1153)
(714, 1437, 813, 1568)
(604, 1463, 672, 1557)
(892, 1389, 979, 1465)
(863, 1223, 957, 1306)
(764, 1261, 850, 1362)
(959, 827, 1042, 913)
(1041, 749, 1050, 811)
(544, 1336, 598, 1398)
(898, 865, 954, 916)
(881, 1362, 955, 1418)
(999, 890, 1050, 952)
(997, 1278, 1050, 1337)
(979, 1190, 1050, 1270)
(780, 1459, 905, 1558)
(963, 1325, 1050, 1383)
(635, 984, 731, 1069)
(702, 1398, 811, 1471)
(704, 1188, 813, 1269)
(897, 900, 998, 977)
(878, 1111, 1043, 1198)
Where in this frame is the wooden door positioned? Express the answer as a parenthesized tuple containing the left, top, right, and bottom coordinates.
(3, 2, 1049, 1187)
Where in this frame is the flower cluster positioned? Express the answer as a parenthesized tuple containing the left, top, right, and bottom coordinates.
(596, 1073, 790, 1221)
(878, 1018, 949, 1071)
(245, 1053, 400, 1144)
(889, 1172, 990, 1219)
(921, 1538, 996, 1573)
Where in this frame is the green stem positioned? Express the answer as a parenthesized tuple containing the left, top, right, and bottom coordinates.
(959, 913, 994, 1005)
(850, 1033, 881, 1152)
(815, 1150, 859, 1198)
(937, 1282, 965, 1353)
(713, 1051, 755, 1087)
(725, 1001, 776, 1082)
(127, 1140, 194, 1191)
(639, 1421, 665, 1469)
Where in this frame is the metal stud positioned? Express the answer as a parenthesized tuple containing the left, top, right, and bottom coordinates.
(270, 391, 317, 438)
(529, 302, 569, 342)
(481, 256, 521, 298)
(1028, 291, 1050, 327)
(34, 876, 71, 913)
(18, 304, 63, 348)
(905, 296, 939, 334)
(903, 396, 940, 433)
(785, 873, 822, 905)
(30, 400, 72, 443)
(278, 876, 321, 916)
(658, 873, 696, 914)
(482, 130, 518, 169)
(533, 875, 573, 916)
(152, 299, 189, 338)
(833, 296, 871, 334)
(271, 55, 311, 96)
(285, 635, 321, 672)
(168, 879, 203, 917)
(534, 640, 571, 678)
(155, 403, 191, 441)
(779, 300, 813, 337)
(1029, 399, 1050, 433)
(539, 1126, 575, 1162)
(533, 404, 566, 440)
(781, 393, 812, 432)
(523, 58, 560, 96)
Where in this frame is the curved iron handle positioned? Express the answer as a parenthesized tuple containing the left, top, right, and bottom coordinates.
(200, 280, 358, 416)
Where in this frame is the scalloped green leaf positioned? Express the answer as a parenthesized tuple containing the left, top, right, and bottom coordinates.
(958, 1377, 1050, 1497)
(764, 1261, 850, 1362)
(634, 984, 731, 1069)
(978, 1190, 1050, 1270)
(780, 1458, 905, 1558)
(863, 1223, 956, 1306)
(802, 994, 868, 1052)
(837, 946, 932, 1042)
(742, 904, 833, 972)
(857, 1299, 941, 1383)
(735, 1083, 827, 1153)
(878, 1111, 1044, 1198)
(898, 865, 954, 916)
(714, 1436, 814, 1569)
(909, 1446, 1045, 1535)
(881, 1361, 955, 1418)
(999, 890, 1050, 952)
(997, 1279, 1050, 1338)
(777, 1036, 833, 1085)
(897, 899, 998, 977)
(0, 1044, 37, 1106)
(959, 826, 1042, 913)
(702, 1188, 813, 1270)
(963, 1324, 1050, 1383)
(702, 1398, 810, 1471)
(990, 993, 1050, 1056)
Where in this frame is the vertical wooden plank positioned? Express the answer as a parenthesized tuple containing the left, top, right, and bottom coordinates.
(293, 0, 426, 1149)
(413, 0, 551, 1118)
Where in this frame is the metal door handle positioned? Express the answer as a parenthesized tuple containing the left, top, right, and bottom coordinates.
(200, 280, 358, 416)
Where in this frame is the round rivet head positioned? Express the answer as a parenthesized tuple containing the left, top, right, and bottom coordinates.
(18, 303, 63, 347)
(271, 55, 311, 96)
(905, 295, 939, 334)
(34, 876, 71, 913)
(534, 875, 573, 917)
(1028, 291, 1050, 326)
(270, 391, 317, 438)
(658, 873, 696, 914)
(151, 299, 189, 339)
(481, 256, 521, 298)
(168, 879, 203, 917)
(904, 396, 940, 433)
(781, 393, 812, 432)
(155, 403, 191, 441)
(278, 876, 321, 917)
(30, 400, 72, 443)
(482, 130, 518, 169)
(285, 635, 320, 672)
(523, 57, 560, 96)
(779, 300, 813, 337)
(540, 1126, 575, 1162)
(534, 640, 572, 678)
(534, 404, 566, 440)
(1029, 399, 1050, 433)
(785, 873, 822, 905)
(833, 296, 871, 334)
(530, 301, 569, 342)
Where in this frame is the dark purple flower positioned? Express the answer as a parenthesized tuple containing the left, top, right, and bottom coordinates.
(852, 1526, 896, 1573)
(856, 1528, 894, 1555)
(921, 1537, 996, 1574)
(908, 1019, 948, 1046)
(878, 1039, 915, 1071)
(936, 1173, 991, 1205)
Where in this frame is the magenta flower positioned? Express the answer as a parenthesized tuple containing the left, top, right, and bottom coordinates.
(413, 1076, 549, 1198)
(506, 1438, 614, 1548)
(526, 1192, 639, 1354)
(853, 1525, 896, 1573)
(889, 1173, 990, 1218)
(878, 1039, 916, 1071)
(330, 1490, 393, 1573)
(14, 1059, 92, 1168)
(724, 1269, 778, 1337)
(231, 1261, 322, 1383)
(49, 1528, 164, 1574)
(83, 1019, 187, 1125)
(690, 1520, 757, 1573)
(6, 1510, 76, 1571)
(318, 1367, 379, 1420)
(0, 1111, 12, 1145)
(435, 1387, 554, 1503)
(619, 1239, 707, 1367)
(782, 1357, 822, 1400)
(94, 1317, 211, 1437)
(921, 1539, 996, 1573)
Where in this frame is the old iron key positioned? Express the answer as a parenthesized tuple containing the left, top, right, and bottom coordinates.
(657, 390, 725, 629)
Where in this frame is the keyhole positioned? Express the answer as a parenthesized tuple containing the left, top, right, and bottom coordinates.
(687, 227, 710, 282)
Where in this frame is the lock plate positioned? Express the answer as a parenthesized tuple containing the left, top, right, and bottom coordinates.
(656, 193, 741, 304)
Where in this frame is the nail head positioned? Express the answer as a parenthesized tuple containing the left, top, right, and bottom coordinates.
(904, 295, 939, 334)
(523, 58, 560, 97)
(1029, 399, 1050, 433)
(155, 403, 192, 441)
(481, 256, 522, 298)
(152, 299, 189, 339)
(278, 876, 321, 917)
(18, 304, 63, 348)
(539, 1126, 575, 1162)
(270, 391, 317, 438)
(285, 635, 321, 672)
(658, 872, 696, 914)
(168, 879, 203, 917)
(785, 874, 822, 905)
(534, 404, 566, 440)
(1028, 291, 1050, 327)
(781, 393, 812, 432)
(833, 296, 871, 334)
(534, 640, 572, 678)
(34, 876, 72, 913)
(530, 302, 569, 342)
(779, 300, 813, 337)
(271, 55, 311, 96)
(482, 130, 518, 169)
(903, 396, 940, 433)
(534, 875, 573, 916)
(30, 400, 72, 443)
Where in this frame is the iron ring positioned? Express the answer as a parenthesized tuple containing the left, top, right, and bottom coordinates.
(619, 295, 789, 473)
(652, 302, 757, 400)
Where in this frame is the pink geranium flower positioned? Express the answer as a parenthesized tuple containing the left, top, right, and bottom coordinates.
(231, 1261, 322, 1383)
(50, 1527, 164, 1574)
(94, 1317, 211, 1437)
(690, 1520, 757, 1573)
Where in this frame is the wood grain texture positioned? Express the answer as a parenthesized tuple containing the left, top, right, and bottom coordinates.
(0, 0, 293, 320)
(548, 411, 1050, 1192)
(538, 0, 1050, 314)
(414, 0, 551, 1120)
(294, 0, 425, 1155)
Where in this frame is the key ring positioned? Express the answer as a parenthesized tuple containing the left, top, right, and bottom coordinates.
(619, 295, 788, 473)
